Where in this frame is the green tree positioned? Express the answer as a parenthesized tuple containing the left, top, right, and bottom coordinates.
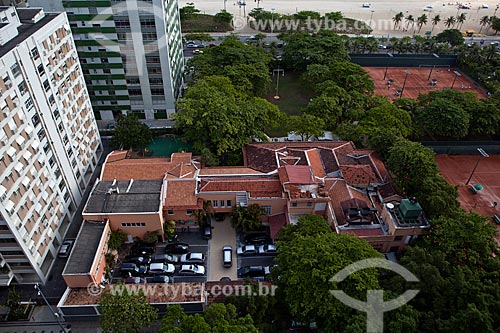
(456, 13, 467, 30)
(175, 76, 282, 162)
(5, 287, 25, 320)
(491, 16, 500, 34)
(393, 12, 404, 30)
(414, 97, 470, 138)
(436, 29, 464, 46)
(99, 288, 158, 333)
(304, 94, 344, 130)
(160, 303, 259, 333)
(274, 215, 382, 330)
(231, 204, 265, 232)
(444, 16, 456, 29)
(471, 95, 500, 135)
(287, 114, 325, 141)
(108, 229, 127, 250)
(479, 15, 490, 33)
(279, 30, 349, 71)
(179, 5, 200, 20)
(214, 10, 233, 24)
(325, 11, 343, 23)
(431, 14, 441, 32)
(417, 14, 428, 33)
(111, 114, 153, 150)
(386, 139, 439, 194)
(359, 102, 413, 138)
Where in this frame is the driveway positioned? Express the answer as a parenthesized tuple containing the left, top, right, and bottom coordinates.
(208, 216, 237, 281)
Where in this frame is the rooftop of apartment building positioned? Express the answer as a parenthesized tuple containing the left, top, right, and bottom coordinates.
(84, 179, 163, 214)
(0, 7, 58, 57)
(63, 221, 106, 275)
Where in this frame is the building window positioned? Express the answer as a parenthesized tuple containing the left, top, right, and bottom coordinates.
(394, 236, 404, 242)
(43, 80, 50, 92)
(25, 97, 34, 110)
(291, 202, 297, 207)
(10, 63, 21, 77)
(37, 64, 45, 76)
(212, 200, 218, 208)
(263, 206, 272, 215)
(226, 200, 232, 207)
(307, 202, 313, 207)
(186, 209, 193, 215)
(18, 81, 28, 95)
(220, 200, 225, 208)
(121, 222, 146, 227)
(167, 209, 174, 215)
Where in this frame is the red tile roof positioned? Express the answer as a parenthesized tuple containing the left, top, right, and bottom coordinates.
(165, 180, 200, 209)
(305, 149, 326, 178)
(325, 179, 353, 225)
(102, 156, 173, 181)
(200, 177, 283, 198)
(269, 213, 287, 240)
(198, 167, 263, 176)
(340, 165, 378, 186)
(278, 165, 315, 185)
(340, 228, 384, 237)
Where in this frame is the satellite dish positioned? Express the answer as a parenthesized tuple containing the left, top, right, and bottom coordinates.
(386, 203, 395, 210)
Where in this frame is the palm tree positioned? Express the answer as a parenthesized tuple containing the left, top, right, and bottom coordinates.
(444, 16, 456, 29)
(456, 13, 467, 30)
(393, 12, 404, 30)
(405, 14, 415, 30)
(417, 14, 428, 33)
(479, 15, 490, 33)
(431, 14, 441, 32)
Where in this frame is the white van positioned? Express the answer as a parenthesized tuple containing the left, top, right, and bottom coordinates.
(149, 263, 175, 275)
(223, 246, 232, 268)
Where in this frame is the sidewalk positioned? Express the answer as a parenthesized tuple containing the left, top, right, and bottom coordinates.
(208, 217, 237, 281)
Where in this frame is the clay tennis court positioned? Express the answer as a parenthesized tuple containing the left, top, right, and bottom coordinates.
(435, 155, 500, 238)
(365, 67, 488, 100)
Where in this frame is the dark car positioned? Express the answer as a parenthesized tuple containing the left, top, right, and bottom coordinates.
(124, 255, 151, 265)
(244, 233, 270, 245)
(125, 276, 146, 284)
(58, 240, 74, 258)
(164, 242, 189, 254)
(202, 226, 212, 240)
(149, 275, 172, 283)
(237, 265, 270, 279)
(214, 213, 225, 221)
(120, 263, 147, 277)
(152, 254, 178, 264)
(131, 243, 156, 255)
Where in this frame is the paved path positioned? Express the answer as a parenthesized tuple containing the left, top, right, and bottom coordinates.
(208, 217, 237, 281)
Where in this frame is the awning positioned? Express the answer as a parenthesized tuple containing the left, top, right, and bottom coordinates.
(15, 136, 25, 145)
(6, 147, 16, 157)
(14, 162, 23, 172)
(22, 177, 30, 187)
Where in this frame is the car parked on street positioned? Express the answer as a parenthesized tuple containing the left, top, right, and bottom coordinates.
(58, 240, 74, 258)
(131, 243, 156, 255)
(237, 244, 257, 256)
(179, 264, 205, 276)
(120, 263, 147, 277)
(148, 263, 175, 275)
(237, 265, 271, 279)
(124, 255, 151, 265)
(148, 275, 172, 283)
(164, 242, 189, 254)
(125, 276, 146, 284)
(180, 252, 206, 264)
(223, 246, 232, 267)
(243, 233, 271, 245)
(152, 254, 178, 264)
(202, 225, 212, 240)
(258, 244, 277, 256)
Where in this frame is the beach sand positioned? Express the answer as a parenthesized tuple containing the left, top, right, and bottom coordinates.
(180, 0, 500, 35)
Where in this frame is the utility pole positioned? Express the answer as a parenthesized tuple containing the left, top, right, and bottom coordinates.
(400, 70, 410, 98)
(34, 284, 70, 332)
(466, 148, 489, 185)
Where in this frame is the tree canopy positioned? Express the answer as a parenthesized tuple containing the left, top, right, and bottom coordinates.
(111, 114, 153, 150)
(286, 114, 325, 141)
(160, 303, 259, 333)
(99, 288, 158, 333)
(175, 76, 282, 163)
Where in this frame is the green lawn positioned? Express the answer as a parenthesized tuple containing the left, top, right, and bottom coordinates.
(265, 71, 314, 137)
(181, 15, 232, 32)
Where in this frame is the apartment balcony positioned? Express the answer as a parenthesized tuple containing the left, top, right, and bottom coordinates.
(0, 267, 14, 286)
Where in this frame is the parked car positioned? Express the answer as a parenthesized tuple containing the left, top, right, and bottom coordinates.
(193, 49, 204, 55)
(258, 244, 277, 255)
(179, 264, 205, 276)
(125, 276, 146, 284)
(362, 3, 371, 8)
(237, 265, 271, 279)
(149, 275, 172, 283)
(180, 252, 205, 264)
(152, 254, 178, 264)
(237, 244, 257, 256)
(132, 243, 156, 255)
(58, 240, 74, 258)
(223, 245, 232, 267)
(120, 263, 147, 277)
(148, 263, 175, 275)
(164, 242, 189, 254)
(214, 213, 225, 221)
(243, 233, 270, 245)
(202, 225, 212, 240)
(124, 255, 151, 265)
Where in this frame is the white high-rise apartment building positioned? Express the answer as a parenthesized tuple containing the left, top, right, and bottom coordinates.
(29, 0, 185, 121)
(0, 6, 102, 285)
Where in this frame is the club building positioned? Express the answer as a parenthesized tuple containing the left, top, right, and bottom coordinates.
(0, 6, 102, 285)
(60, 141, 429, 294)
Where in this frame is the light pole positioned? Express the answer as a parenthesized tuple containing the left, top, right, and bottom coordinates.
(271, 8, 275, 33)
(427, 54, 440, 80)
(400, 70, 410, 98)
(466, 148, 489, 185)
(369, 10, 375, 29)
(451, 70, 462, 89)
(383, 53, 394, 80)
(34, 283, 70, 332)
(224, 0, 227, 11)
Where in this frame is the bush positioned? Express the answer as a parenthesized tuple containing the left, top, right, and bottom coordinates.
(108, 229, 127, 250)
